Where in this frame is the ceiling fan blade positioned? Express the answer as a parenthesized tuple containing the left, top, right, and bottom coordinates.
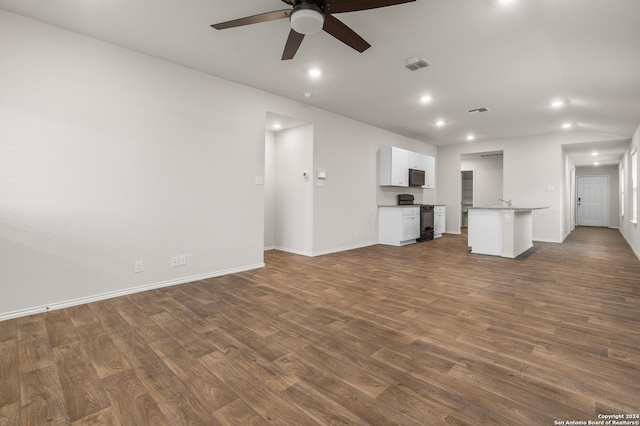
(282, 30, 305, 60)
(322, 14, 370, 53)
(211, 9, 290, 30)
(326, 0, 415, 14)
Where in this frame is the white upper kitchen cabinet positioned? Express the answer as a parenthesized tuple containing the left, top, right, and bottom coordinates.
(408, 151, 426, 171)
(424, 155, 435, 189)
(379, 146, 408, 187)
(379, 146, 436, 189)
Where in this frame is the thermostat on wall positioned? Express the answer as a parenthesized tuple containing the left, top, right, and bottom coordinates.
(317, 170, 326, 179)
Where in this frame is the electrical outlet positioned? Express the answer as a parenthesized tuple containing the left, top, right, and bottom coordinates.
(179, 255, 187, 266)
(171, 256, 179, 267)
(134, 260, 144, 273)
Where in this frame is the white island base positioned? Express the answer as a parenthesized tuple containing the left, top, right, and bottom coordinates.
(467, 208, 544, 258)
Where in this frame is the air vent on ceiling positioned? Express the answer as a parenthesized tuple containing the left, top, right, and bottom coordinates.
(403, 57, 430, 71)
(468, 107, 491, 115)
(480, 152, 503, 158)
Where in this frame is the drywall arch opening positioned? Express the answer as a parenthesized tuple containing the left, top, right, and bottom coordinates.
(460, 151, 504, 227)
(264, 112, 314, 256)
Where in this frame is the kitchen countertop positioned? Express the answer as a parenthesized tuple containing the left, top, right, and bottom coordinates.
(378, 204, 446, 207)
(468, 206, 548, 211)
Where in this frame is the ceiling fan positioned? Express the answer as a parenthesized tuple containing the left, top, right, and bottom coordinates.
(211, 0, 416, 60)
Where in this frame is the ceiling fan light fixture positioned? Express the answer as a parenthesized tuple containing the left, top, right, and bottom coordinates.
(290, 4, 324, 35)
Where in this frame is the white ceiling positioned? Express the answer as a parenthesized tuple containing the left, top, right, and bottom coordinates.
(1, 0, 639, 166)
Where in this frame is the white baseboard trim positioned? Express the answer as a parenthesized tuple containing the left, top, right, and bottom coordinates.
(271, 246, 314, 257)
(271, 242, 375, 258)
(0, 263, 265, 322)
(533, 238, 563, 244)
(312, 242, 375, 257)
(619, 229, 640, 261)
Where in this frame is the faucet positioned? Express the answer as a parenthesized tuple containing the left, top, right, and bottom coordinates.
(498, 198, 512, 207)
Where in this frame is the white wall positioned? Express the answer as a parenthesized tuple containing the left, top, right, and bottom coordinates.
(460, 156, 504, 207)
(0, 10, 440, 318)
(309, 114, 437, 255)
(0, 10, 271, 318)
(439, 136, 561, 241)
(576, 165, 620, 228)
(437, 132, 630, 242)
(619, 124, 640, 259)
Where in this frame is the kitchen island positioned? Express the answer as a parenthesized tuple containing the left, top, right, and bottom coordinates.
(467, 207, 548, 258)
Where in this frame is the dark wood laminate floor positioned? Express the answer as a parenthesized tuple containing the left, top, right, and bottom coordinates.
(1, 227, 640, 425)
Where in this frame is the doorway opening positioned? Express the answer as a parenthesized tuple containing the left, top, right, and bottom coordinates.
(461, 170, 474, 228)
(264, 112, 314, 256)
(460, 151, 504, 229)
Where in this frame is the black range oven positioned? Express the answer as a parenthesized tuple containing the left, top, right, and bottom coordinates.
(418, 205, 434, 242)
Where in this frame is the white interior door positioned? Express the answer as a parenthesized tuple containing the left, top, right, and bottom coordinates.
(577, 176, 609, 227)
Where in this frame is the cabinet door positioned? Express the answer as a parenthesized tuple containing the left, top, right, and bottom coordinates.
(408, 151, 426, 170)
(434, 213, 445, 235)
(379, 146, 409, 187)
(410, 214, 420, 238)
(391, 147, 409, 186)
(403, 214, 420, 240)
(424, 155, 435, 188)
(402, 215, 412, 240)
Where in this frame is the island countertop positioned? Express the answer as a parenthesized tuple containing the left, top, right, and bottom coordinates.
(468, 206, 548, 211)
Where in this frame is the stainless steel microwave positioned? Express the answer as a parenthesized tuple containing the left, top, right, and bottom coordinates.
(409, 168, 425, 187)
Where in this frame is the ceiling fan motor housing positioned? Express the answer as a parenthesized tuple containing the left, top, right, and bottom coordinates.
(290, 1, 325, 34)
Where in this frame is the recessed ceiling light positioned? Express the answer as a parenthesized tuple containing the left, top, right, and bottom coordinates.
(562, 122, 573, 129)
(466, 134, 475, 141)
(594, 162, 600, 166)
(273, 123, 282, 129)
(303, 92, 312, 98)
(308, 68, 321, 78)
(420, 95, 432, 103)
(435, 119, 446, 127)
(591, 151, 599, 156)
(551, 100, 565, 108)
